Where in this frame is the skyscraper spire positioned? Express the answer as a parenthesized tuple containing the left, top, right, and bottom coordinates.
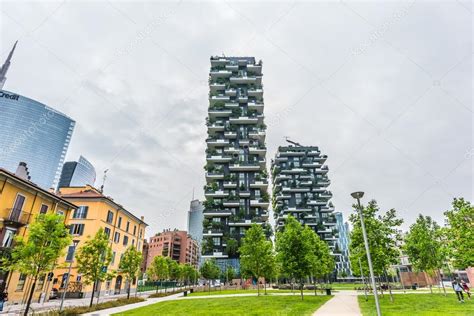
(0, 40, 18, 90)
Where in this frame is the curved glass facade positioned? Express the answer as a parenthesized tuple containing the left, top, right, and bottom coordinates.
(0, 90, 75, 189)
(58, 156, 96, 188)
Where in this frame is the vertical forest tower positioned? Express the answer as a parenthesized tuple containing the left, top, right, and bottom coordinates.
(202, 56, 271, 271)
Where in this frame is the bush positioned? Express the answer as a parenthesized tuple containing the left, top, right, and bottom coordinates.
(148, 290, 185, 298)
(39, 297, 146, 315)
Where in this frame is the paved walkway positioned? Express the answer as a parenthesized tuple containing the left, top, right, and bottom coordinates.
(313, 291, 361, 316)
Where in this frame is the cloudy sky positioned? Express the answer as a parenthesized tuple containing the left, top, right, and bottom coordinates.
(1, 0, 472, 237)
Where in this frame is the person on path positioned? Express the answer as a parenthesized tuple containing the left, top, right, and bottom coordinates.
(452, 279, 465, 303)
(461, 280, 471, 299)
(0, 290, 7, 311)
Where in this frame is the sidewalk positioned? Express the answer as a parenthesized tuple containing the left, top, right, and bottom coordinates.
(0, 288, 181, 315)
(313, 291, 361, 316)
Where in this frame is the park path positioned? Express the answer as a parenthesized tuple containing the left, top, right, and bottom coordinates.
(313, 291, 361, 316)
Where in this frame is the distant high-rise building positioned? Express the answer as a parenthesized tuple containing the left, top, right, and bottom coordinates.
(271, 143, 338, 272)
(188, 199, 204, 245)
(335, 212, 352, 276)
(0, 41, 17, 89)
(0, 42, 75, 189)
(0, 90, 75, 189)
(202, 56, 270, 272)
(58, 156, 96, 188)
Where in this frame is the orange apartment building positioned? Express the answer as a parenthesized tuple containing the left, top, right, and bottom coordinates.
(146, 229, 199, 269)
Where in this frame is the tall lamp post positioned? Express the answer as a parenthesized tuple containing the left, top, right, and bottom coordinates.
(59, 239, 80, 313)
(351, 192, 381, 316)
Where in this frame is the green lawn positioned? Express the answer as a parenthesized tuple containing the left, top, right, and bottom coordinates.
(358, 293, 474, 315)
(188, 289, 322, 296)
(114, 295, 332, 316)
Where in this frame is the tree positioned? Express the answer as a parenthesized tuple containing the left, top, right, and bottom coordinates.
(119, 246, 142, 299)
(0, 213, 71, 316)
(444, 198, 474, 269)
(404, 215, 447, 294)
(240, 224, 275, 296)
(310, 231, 334, 293)
(167, 258, 180, 291)
(147, 256, 169, 293)
(276, 216, 318, 300)
(200, 259, 220, 292)
(183, 263, 196, 287)
(223, 266, 236, 284)
(349, 200, 403, 301)
(75, 228, 114, 307)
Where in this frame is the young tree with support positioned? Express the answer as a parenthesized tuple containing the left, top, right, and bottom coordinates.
(310, 231, 334, 295)
(147, 256, 169, 293)
(276, 216, 318, 300)
(239, 224, 275, 296)
(75, 228, 114, 307)
(349, 200, 403, 302)
(0, 213, 71, 316)
(119, 246, 143, 299)
(200, 259, 220, 293)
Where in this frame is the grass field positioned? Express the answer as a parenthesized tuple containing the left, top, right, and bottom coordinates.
(358, 293, 474, 315)
(188, 289, 325, 296)
(114, 295, 332, 316)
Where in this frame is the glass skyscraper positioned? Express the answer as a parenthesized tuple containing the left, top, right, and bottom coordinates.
(58, 155, 96, 188)
(0, 90, 75, 189)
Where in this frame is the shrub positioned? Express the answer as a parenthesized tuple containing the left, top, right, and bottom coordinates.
(38, 297, 145, 315)
(148, 290, 185, 298)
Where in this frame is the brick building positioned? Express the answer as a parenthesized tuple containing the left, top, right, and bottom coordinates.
(146, 229, 199, 269)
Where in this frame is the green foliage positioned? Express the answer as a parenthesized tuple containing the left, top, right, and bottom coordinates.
(349, 200, 403, 276)
(119, 246, 143, 298)
(0, 213, 71, 314)
(222, 266, 236, 281)
(275, 216, 323, 299)
(75, 227, 114, 306)
(404, 215, 446, 275)
(167, 257, 181, 281)
(1, 213, 71, 276)
(444, 198, 474, 269)
(310, 231, 334, 279)
(225, 237, 239, 257)
(200, 259, 220, 280)
(147, 256, 169, 281)
(239, 224, 276, 295)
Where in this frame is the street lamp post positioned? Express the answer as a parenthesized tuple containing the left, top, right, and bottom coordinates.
(59, 239, 80, 313)
(351, 192, 381, 316)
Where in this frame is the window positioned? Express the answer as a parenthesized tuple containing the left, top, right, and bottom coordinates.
(104, 227, 111, 238)
(118, 217, 122, 228)
(132, 239, 135, 246)
(36, 275, 46, 291)
(65, 246, 75, 261)
(69, 224, 85, 236)
(106, 211, 114, 223)
(111, 251, 116, 264)
(126, 221, 130, 232)
(2, 228, 16, 247)
(17, 273, 26, 291)
(138, 241, 141, 250)
(114, 232, 120, 243)
(139, 230, 143, 239)
(212, 237, 221, 246)
(123, 236, 129, 246)
(39, 204, 48, 214)
(133, 225, 137, 236)
(73, 206, 88, 219)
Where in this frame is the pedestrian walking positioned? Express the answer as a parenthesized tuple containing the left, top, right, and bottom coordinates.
(461, 280, 471, 299)
(0, 290, 7, 311)
(452, 279, 465, 303)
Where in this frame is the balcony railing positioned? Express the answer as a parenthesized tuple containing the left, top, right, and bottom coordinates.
(4, 208, 30, 226)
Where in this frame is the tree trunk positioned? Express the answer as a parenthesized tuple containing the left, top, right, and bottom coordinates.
(429, 284, 433, 294)
(24, 276, 37, 316)
(96, 282, 101, 306)
(384, 269, 394, 303)
(127, 278, 131, 299)
(314, 280, 317, 296)
(89, 280, 96, 307)
(438, 269, 446, 296)
(300, 280, 304, 300)
(264, 279, 267, 295)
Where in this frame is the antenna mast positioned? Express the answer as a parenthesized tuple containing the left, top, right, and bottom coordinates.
(100, 169, 108, 193)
